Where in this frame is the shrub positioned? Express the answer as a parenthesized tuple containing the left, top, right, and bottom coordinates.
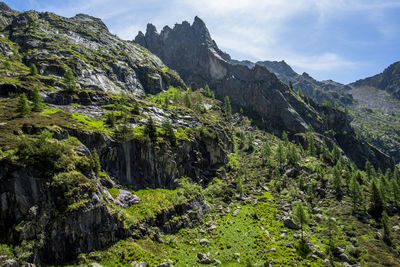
(144, 117, 157, 142)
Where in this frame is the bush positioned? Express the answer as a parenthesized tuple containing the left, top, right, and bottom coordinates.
(16, 130, 65, 178)
(162, 118, 176, 146)
(144, 117, 157, 142)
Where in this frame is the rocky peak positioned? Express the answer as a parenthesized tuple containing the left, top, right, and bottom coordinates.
(71, 13, 109, 31)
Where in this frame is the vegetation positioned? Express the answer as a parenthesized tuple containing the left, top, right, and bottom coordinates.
(16, 93, 31, 117)
(63, 69, 77, 94)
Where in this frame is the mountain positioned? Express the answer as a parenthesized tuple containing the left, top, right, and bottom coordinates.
(134, 17, 391, 170)
(351, 61, 400, 100)
(231, 59, 354, 106)
(1, 3, 400, 266)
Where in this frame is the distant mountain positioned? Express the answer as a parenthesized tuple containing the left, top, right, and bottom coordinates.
(351, 61, 400, 100)
(230, 59, 354, 106)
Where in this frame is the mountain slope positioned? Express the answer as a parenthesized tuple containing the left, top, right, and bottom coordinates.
(134, 17, 391, 170)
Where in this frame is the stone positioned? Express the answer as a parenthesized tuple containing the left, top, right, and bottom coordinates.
(200, 238, 210, 245)
(392, 225, 400, 232)
(285, 243, 295, 248)
(157, 263, 170, 267)
(197, 253, 213, 264)
(283, 217, 300, 230)
(314, 214, 323, 223)
(339, 253, 350, 263)
(4, 259, 18, 267)
(116, 190, 141, 208)
(90, 264, 103, 267)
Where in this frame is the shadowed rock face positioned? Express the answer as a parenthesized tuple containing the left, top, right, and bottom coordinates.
(135, 17, 392, 170)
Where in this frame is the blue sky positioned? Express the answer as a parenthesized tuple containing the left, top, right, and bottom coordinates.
(6, 0, 400, 84)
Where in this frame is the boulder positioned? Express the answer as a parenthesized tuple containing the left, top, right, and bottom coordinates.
(116, 190, 140, 208)
(283, 217, 300, 230)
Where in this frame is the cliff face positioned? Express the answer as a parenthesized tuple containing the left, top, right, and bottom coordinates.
(134, 17, 392, 170)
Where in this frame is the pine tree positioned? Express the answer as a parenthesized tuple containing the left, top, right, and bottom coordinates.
(307, 131, 317, 157)
(332, 144, 341, 161)
(16, 93, 31, 117)
(369, 179, 384, 219)
(224, 96, 231, 116)
(287, 143, 299, 166)
(144, 116, 157, 142)
(31, 85, 44, 112)
(392, 179, 400, 208)
(204, 84, 214, 98)
(294, 202, 309, 243)
(282, 131, 289, 145)
(325, 215, 338, 255)
(105, 111, 116, 127)
(63, 69, 77, 94)
(276, 141, 286, 165)
(184, 91, 192, 108)
(382, 211, 392, 246)
(29, 64, 38, 75)
(349, 175, 365, 213)
(90, 148, 101, 175)
(332, 166, 342, 194)
(162, 118, 176, 146)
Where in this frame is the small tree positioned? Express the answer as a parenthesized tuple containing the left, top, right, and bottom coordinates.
(369, 179, 384, 219)
(90, 148, 101, 175)
(282, 131, 289, 145)
(162, 118, 176, 146)
(287, 143, 299, 166)
(294, 202, 310, 243)
(16, 93, 31, 117)
(224, 96, 231, 116)
(324, 215, 338, 258)
(382, 211, 392, 246)
(105, 111, 116, 127)
(31, 86, 44, 112)
(349, 175, 365, 213)
(276, 141, 286, 165)
(63, 69, 77, 94)
(204, 84, 215, 98)
(144, 116, 157, 142)
(184, 92, 192, 108)
(30, 64, 38, 75)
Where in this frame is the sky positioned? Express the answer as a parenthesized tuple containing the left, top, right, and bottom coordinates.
(5, 0, 400, 84)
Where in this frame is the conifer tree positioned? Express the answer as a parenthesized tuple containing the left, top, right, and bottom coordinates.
(204, 84, 215, 98)
(287, 143, 299, 166)
(294, 202, 309, 243)
(16, 93, 31, 117)
(307, 131, 317, 157)
(282, 131, 289, 145)
(63, 69, 77, 94)
(224, 96, 231, 116)
(144, 116, 157, 142)
(31, 85, 44, 112)
(276, 141, 286, 165)
(90, 148, 101, 175)
(369, 179, 384, 219)
(184, 91, 192, 108)
(349, 175, 365, 213)
(30, 64, 38, 75)
(382, 211, 392, 246)
(332, 166, 342, 194)
(162, 118, 176, 146)
(105, 111, 116, 127)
